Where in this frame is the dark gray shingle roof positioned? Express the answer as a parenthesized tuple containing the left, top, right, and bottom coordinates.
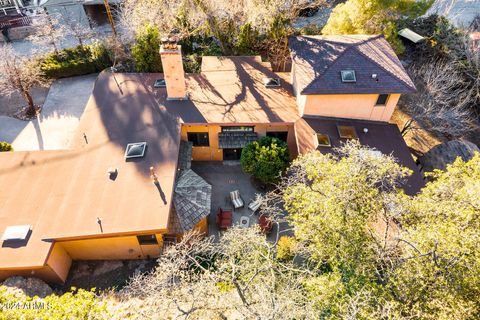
(288, 35, 416, 95)
(173, 169, 212, 232)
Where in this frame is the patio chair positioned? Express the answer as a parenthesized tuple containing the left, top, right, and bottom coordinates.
(258, 215, 273, 234)
(230, 190, 244, 210)
(248, 199, 261, 213)
(216, 208, 233, 230)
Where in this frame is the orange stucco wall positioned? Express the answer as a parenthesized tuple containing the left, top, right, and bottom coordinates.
(0, 266, 65, 284)
(182, 124, 294, 161)
(193, 217, 209, 235)
(0, 244, 72, 284)
(299, 93, 400, 122)
(58, 234, 164, 260)
(46, 243, 72, 283)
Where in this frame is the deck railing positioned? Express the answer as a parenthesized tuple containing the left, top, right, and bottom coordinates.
(0, 15, 32, 28)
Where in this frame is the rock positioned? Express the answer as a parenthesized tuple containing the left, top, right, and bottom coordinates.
(3, 276, 52, 298)
(92, 260, 124, 277)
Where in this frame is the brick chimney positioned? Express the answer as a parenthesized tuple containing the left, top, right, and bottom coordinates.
(160, 38, 187, 100)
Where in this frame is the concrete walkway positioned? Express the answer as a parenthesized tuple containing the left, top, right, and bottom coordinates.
(0, 74, 98, 151)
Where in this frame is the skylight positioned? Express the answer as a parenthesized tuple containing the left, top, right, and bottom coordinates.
(125, 142, 147, 159)
(317, 133, 331, 147)
(263, 77, 281, 88)
(1, 225, 31, 241)
(341, 70, 356, 82)
(154, 79, 166, 88)
(337, 125, 358, 139)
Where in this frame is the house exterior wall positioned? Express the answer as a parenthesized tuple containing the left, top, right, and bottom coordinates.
(193, 217, 209, 235)
(57, 234, 164, 261)
(45, 243, 72, 283)
(0, 266, 65, 284)
(0, 243, 72, 284)
(181, 124, 294, 161)
(298, 93, 400, 122)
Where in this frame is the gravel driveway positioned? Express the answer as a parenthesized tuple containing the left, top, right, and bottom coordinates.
(0, 74, 98, 151)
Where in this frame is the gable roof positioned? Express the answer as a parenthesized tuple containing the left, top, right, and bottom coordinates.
(288, 35, 416, 95)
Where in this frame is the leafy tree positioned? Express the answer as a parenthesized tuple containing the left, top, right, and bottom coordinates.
(240, 136, 290, 184)
(131, 25, 163, 72)
(0, 141, 13, 152)
(322, 0, 433, 53)
(282, 141, 411, 287)
(389, 153, 480, 318)
(271, 142, 480, 318)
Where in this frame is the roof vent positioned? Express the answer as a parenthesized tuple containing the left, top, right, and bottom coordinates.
(125, 142, 147, 160)
(1, 225, 31, 241)
(341, 70, 356, 82)
(154, 79, 166, 88)
(263, 77, 281, 88)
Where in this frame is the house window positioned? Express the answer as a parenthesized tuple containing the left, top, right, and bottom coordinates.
(266, 131, 288, 142)
(337, 125, 358, 139)
(341, 70, 356, 82)
(221, 126, 254, 132)
(137, 235, 158, 245)
(317, 134, 331, 147)
(187, 132, 209, 146)
(376, 94, 389, 106)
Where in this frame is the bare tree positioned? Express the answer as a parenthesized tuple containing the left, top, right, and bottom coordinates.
(28, 10, 67, 55)
(399, 60, 478, 139)
(59, 7, 97, 49)
(116, 0, 329, 58)
(0, 45, 47, 117)
(119, 228, 317, 319)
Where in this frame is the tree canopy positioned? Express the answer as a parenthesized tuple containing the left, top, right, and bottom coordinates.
(322, 0, 433, 53)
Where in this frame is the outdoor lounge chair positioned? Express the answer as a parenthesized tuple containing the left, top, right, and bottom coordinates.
(230, 190, 244, 209)
(259, 215, 273, 234)
(216, 208, 233, 230)
(248, 199, 261, 213)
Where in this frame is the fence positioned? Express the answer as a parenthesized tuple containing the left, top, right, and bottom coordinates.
(0, 15, 32, 28)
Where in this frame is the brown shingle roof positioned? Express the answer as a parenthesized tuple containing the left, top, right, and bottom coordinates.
(288, 35, 416, 95)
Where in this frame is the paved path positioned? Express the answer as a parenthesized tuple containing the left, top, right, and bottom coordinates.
(0, 74, 98, 151)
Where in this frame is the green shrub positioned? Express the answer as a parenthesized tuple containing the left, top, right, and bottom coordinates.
(183, 54, 202, 73)
(234, 23, 260, 55)
(89, 41, 113, 71)
(0, 286, 108, 319)
(276, 236, 297, 261)
(240, 136, 290, 184)
(40, 45, 112, 79)
(0, 141, 13, 152)
(132, 25, 163, 72)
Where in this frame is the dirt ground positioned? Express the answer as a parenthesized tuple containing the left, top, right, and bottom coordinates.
(52, 260, 158, 293)
(390, 109, 444, 159)
(0, 85, 50, 118)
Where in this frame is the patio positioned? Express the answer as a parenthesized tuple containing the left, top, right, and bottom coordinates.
(190, 161, 280, 240)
